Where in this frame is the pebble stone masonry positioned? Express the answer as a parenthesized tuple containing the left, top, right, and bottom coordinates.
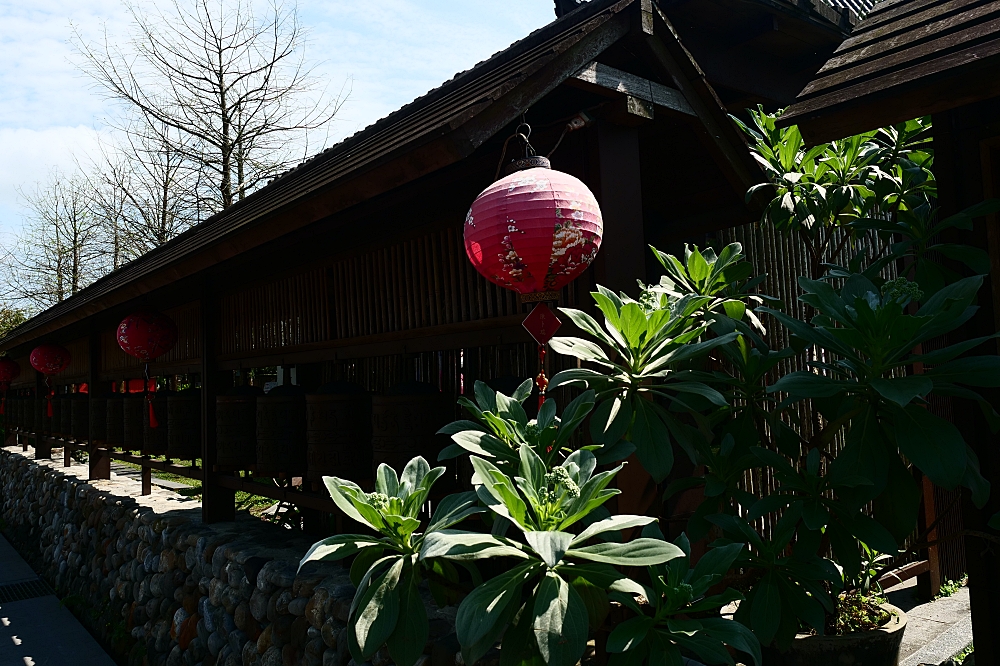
(0, 447, 459, 666)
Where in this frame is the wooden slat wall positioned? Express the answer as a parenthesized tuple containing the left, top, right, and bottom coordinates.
(330, 226, 589, 340)
(9, 355, 33, 389)
(102, 302, 202, 376)
(220, 270, 329, 356)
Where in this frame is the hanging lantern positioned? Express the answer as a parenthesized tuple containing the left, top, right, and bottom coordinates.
(0, 358, 20, 415)
(117, 311, 178, 429)
(465, 159, 603, 302)
(117, 311, 179, 362)
(465, 154, 603, 405)
(30, 343, 71, 417)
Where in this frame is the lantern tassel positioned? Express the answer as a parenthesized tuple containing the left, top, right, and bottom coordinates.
(148, 396, 159, 429)
(536, 344, 548, 411)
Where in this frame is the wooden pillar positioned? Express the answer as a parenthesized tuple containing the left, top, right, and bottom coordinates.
(592, 120, 647, 294)
(590, 120, 660, 519)
(34, 371, 50, 459)
(934, 105, 1000, 662)
(201, 283, 236, 523)
(89, 331, 110, 480)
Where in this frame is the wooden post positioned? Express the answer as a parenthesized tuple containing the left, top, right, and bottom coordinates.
(934, 107, 1000, 663)
(34, 371, 50, 459)
(89, 330, 110, 480)
(201, 282, 236, 523)
(589, 119, 660, 520)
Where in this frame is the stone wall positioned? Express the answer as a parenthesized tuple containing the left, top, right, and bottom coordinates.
(0, 447, 454, 666)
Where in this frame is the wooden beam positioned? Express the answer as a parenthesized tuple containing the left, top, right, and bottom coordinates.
(570, 61, 695, 116)
(641, 5, 763, 195)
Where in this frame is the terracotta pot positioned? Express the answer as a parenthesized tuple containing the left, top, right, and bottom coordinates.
(762, 604, 906, 666)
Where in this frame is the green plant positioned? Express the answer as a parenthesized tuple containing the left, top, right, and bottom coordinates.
(300, 457, 483, 666)
(936, 575, 968, 599)
(547, 276, 739, 481)
(422, 445, 681, 666)
(607, 527, 762, 666)
(438, 378, 595, 470)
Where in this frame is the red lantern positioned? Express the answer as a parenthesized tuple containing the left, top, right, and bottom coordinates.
(30, 344, 71, 377)
(465, 159, 603, 406)
(464, 164, 603, 299)
(0, 358, 19, 415)
(30, 343, 71, 417)
(117, 311, 178, 362)
(0, 358, 20, 386)
(117, 311, 177, 428)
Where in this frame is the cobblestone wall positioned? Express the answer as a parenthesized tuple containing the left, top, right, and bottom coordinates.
(0, 447, 455, 666)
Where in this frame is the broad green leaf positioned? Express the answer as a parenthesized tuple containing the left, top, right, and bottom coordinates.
(571, 515, 656, 546)
(927, 356, 1000, 387)
(850, 513, 899, 555)
(889, 404, 967, 488)
(426, 492, 485, 532)
(386, 573, 429, 666)
(350, 557, 403, 661)
(457, 562, 542, 666)
(558, 307, 617, 348)
(606, 615, 654, 653)
(699, 618, 762, 666)
(871, 375, 933, 407)
(323, 477, 382, 531)
(631, 399, 673, 482)
(571, 577, 610, 629)
(690, 543, 744, 583)
(769, 371, 854, 398)
(567, 538, 684, 566)
(376, 463, 400, 497)
(525, 530, 573, 568)
(548, 336, 613, 365)
(399, 456, 431, 499)
(299, 534, 384, 570)
(751, 577, 781, 645)
(532, 572, 590, 666)
(420, 530, 529, 561)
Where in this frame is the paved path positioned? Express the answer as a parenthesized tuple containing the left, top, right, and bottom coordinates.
(0, 534, 116, 666)
(887, 578, 972, 666)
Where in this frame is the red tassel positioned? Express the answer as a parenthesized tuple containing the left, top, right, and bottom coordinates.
(148, 397, 159, 428)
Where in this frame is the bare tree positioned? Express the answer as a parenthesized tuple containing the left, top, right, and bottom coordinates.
(7, 170, 106, 310)
(90, 119, 204, 265)
(74, 0, 346, 212)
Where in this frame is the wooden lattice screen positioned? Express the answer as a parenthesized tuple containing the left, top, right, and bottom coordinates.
(329, 226, 591, 339)
(220, 270, 329, 356)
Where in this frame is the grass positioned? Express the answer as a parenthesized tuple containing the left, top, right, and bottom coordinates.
(954, 643, 974, 664)
(936, 575, 968, 600)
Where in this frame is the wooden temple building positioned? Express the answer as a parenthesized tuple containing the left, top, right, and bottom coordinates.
(779, 0, 1000, 657)
(0, 0, 863, 538)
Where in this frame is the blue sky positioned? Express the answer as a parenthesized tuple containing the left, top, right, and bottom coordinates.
(0, 0, 557, 242)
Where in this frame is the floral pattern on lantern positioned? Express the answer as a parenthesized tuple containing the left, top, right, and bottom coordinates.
(464, 167, 603, 295)
(30, 344, 71, 376)
(117, 311, 178, 362)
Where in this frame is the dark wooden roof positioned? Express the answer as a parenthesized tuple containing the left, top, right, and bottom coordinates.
(779, 0, 1000, 143)
(0, 0, 854, 351)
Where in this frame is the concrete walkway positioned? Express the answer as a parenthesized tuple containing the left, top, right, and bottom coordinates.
(0, 534, 116, 666)
(887, 578, 972, 666)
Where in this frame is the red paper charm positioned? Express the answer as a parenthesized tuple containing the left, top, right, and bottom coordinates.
(464, 166, 603, 299)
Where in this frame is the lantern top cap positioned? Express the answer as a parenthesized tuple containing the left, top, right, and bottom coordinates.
(502, 155, 551, 177)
